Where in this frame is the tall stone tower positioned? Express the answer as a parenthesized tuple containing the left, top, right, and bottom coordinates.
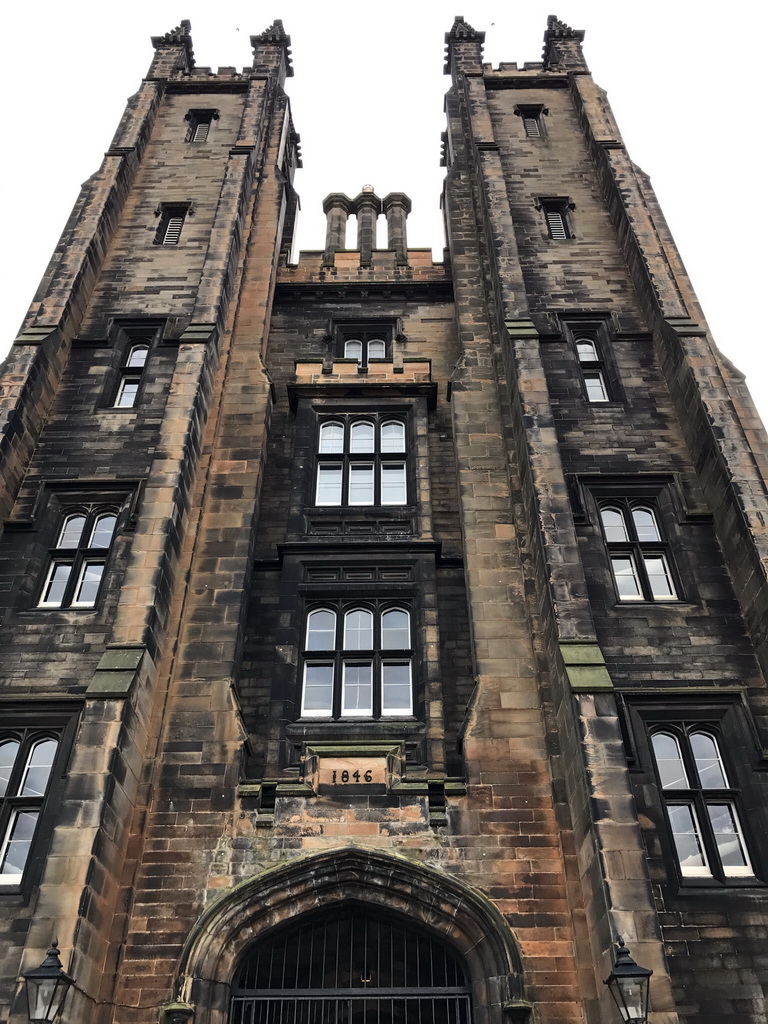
(0, 15, 766, 1024)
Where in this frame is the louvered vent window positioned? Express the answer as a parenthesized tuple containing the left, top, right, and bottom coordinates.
(523, 116, 541, 137)
(154, 205, 189, 246)
(186, 108, 218, 143)
(192, 120, 209, 142)
(546, 210, 567, 239)
(162, 217, 184, 245)
(539, 199, 573, 240)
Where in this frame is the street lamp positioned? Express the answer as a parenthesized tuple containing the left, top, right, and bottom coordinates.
(22, 940, 74, 1023)
(604, 937, 653, 1024)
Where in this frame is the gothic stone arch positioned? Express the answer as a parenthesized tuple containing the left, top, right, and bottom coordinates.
(174, 847, 531, 1024)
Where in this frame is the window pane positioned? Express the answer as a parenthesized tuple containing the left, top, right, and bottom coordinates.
(381, 464, 407, 505)
(115, 377, 140, 408)
(349, 464, 374, 505)
(345, 340, 363, 362)
(39, 563, 72, 607)
(0, 810, 39, 881)
(690, 733, 728, 789)
(381, 608, 410, 649)
(341, 663, 373, 716)
(576, 339, 597, 362)
(344, 609, 373, 650)
(72, 561, 105, 606)
(668, 804, 710, 876)
(126, 345, 149, 368)
(0, 740, 20, 798)
(90, 513, 117, 549)
(306, 609, 336, 651)
(380, 421, 405, 453)
(611, 556, 642, 600)
(318, 421, 344, 454)
(643, 555, 677, 600)
(583, 371, 608, 402)
(368, 339, 386, 360)
(350, 421, 375, 453)
(20, 739, 58, 797)
(600, 507, 627, 542)
(302, 664, 334, 716)
(707, 804, 750, 874)
(632, 507, 661, 542)
(382, 662, 412, 715)
(58, 515, 86, 549)
(316, 465, 342, 505)
(523, 116, 541, 138)
(651, 732, 689, 789)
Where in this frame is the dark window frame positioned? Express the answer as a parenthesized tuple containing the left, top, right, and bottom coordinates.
(300, 599, 415, 720)
(597, 497, 680, 603)
(154, 203, 192, 246)
(37, 503, 122, 610)
(623, 698, 766, 892)
(536, 196, 575, 240)
(184, 107, 219, 143)
(0, 706, 79, 894)
(334, 322, 396, 367)
(314, 414, 409, 509)
(515, 104, 549, 138)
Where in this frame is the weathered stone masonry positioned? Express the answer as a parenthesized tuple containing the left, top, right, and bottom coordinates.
(0, 15, 767, 1024)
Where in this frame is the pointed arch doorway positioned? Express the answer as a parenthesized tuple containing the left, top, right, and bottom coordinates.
(230, 906, 472, 1024)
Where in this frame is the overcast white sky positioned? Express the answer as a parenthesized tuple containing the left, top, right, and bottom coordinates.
(2, 1, 766, 420)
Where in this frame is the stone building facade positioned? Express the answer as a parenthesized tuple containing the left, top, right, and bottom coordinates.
(1, 14, 767, 1024)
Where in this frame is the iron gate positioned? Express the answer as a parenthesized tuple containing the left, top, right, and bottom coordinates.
(230, 909, 473, 1024)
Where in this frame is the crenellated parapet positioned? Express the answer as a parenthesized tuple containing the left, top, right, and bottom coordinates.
(443, 15, 485, 78)
(542, 14, 588, 72)
(250, 19, 294, 83)
(148, 19, 195, 78)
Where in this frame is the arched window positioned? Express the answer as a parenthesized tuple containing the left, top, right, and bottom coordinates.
(126, 344, 149, 368)
(573, 334, 608, 402)
(306, 608, 336, 650)
(632, 506, 660, 542)
(350, 420, 375, 453)
(576, 339, 598, 362)
(600, 507, 627, 543)
(58, 514, 87, 549)
(341, 331, 390, 366)
(380, 420, 405, 452)
(319, 421, 344, 454)
(367, 338, 386, 360)
(344, 608, 374, 650)
(0, 733, 62, 886)
(598, 500, 677, 602)
(230, 908, 472, 1024)
(114, 340, 152, 409)
(39, 505, 120, 609)
(650, 726, 753, 881)
(302, 603, 414, 719)
(315, 416, 408, 507)
(345, 339, 363, 362)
